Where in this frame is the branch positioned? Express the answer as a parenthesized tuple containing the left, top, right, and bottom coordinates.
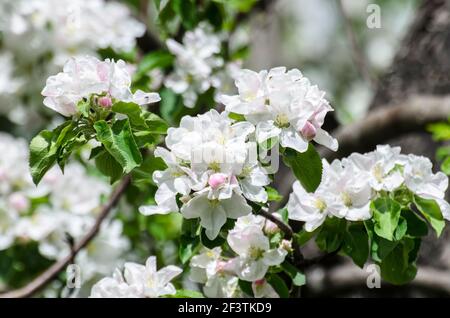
(320, 94, 450, 160)
(258, 210, 305, 267)
(305, 262, 450, 296)
(0, 175, 132, 298)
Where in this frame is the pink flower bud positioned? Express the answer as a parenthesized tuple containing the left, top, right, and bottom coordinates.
(300, 121, 317, 141)
(9, 193, 29, 213)
(208, 173, 228, 189)
(254, 279, 265, 286)
(264, 220, 279, 234)
(280, 239, 293, 252)
(98, 96, 113, 108)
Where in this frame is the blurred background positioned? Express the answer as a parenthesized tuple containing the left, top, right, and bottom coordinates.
(1, 0, 450, 297)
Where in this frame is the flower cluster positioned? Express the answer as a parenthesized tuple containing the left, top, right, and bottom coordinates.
(139, 109, 271, 239)
(189, 214, 287, 298)
(219, 67, 338, 153)
(42, 55, 160, 116)
(0, 0, 144, 125)
(0, 133, 129, 281)
(165, 23, 235, 108)
(0, 0, 144, 61)
(90, 256, 182, 298)
(287, 145, 450, 231)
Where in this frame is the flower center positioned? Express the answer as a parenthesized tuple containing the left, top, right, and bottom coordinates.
(249, 247, 265, 260)
(314, 198, 327, 212)
(275, 113, 290, 128)
(372, 163, 384, 183)
(341, 192, 353, 207)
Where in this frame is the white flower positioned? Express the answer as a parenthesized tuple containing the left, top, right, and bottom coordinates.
(189, 247, 240, 298)
(403, 155, 448, 200)
(252, 279, 279, 298)
(227, 225, 287, 281)
(348, 145, 405, 192)
(287, 179, 336, 232)
(42, 56, 160, 116)
(139, 147, 196, 215)
(165, 23, 223, 108)
(181, 192, 252, 240)
(220, 67, 338, 153)
(90, 256, 182, 298)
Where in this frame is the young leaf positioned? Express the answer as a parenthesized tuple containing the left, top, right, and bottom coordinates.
(402, 209, 428, 237)
(379, 238, 418, 285)
(29, 130, 57, 185)
(371, 197, 401, 241)
(413, 195, 445, 237)
(342, 223, 369, 268)
(179, 235, 200, 264)
(316, 217, 346, 252)
(266, 186, 283, 202)
(94, 119, 143, 173)
(94, 150, 123, 184)
(144, 112, 169, 134)
(282, 145, 322, 193)
(112, 102, 147, 129)
(281, 261, 306, 286)
(266, 274, 290, 298)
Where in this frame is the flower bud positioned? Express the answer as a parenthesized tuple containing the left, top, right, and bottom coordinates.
(208, 173, 228, 189)
(300, 121, 317, 141)
(98, 96, 113, 108)
(254, 279, 266, 286)
(280, 239, 293, 252)
(264, 220, 279, 234)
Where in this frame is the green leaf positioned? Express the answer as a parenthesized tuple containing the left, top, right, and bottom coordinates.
(316, 217, 346, 252)
(427, 122, 450, 141)
(200, 229, 225, 249)
(371, 197, 401, 241)
(343, 223, 369, 268)
(94, 150, 123, 184)
(144, 112, 169, 134)
(29, 121, 75, 185)
(94, 119, 143, 173)
(436, 145, 450, 161)
(266, 186, 283, 202)
(134, 51, 174, 81)
(283, 145, 322, 193)
(172, 0, 197, 29)
(294, 229, 318, 247)
(76, 99, 90, 117)
(179, 235, 200, 264)
(160, 88, 180, 124)
(166, 289, 204, 298)
(112, 102, 147, 128)
(379, 238, 418, 285)
(413, 195, 445, 237)
(266, 274, 289, 298)
(402, 209, 428, 237)
(228, 112, 246, 122)
(441, 157, 450, 175)
(281, 262, 306, 286)
(238, 280, 254, 297)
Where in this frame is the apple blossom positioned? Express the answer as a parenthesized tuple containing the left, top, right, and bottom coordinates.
(165, 23, 224, 108)
(42, 56, 160, 116)
(90, 256, 182, 298)
(189, 247, 240, 298)
(227, 223, 287, 281)
(219, 67, 338, 153)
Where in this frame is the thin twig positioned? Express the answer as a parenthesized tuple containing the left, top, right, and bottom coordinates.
(0, 175, 132, 298)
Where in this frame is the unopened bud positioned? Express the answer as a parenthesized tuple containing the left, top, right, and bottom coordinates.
(98, 96, 112, 108)
(280, 239, 293, 252)
(300, 121, 317, 141)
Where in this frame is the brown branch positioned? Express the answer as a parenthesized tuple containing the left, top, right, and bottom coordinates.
(0, 175, 132, 298)
(320, 94, 450, 161)
(305, 262, 450, 297)
(258, 209, 305, 267)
